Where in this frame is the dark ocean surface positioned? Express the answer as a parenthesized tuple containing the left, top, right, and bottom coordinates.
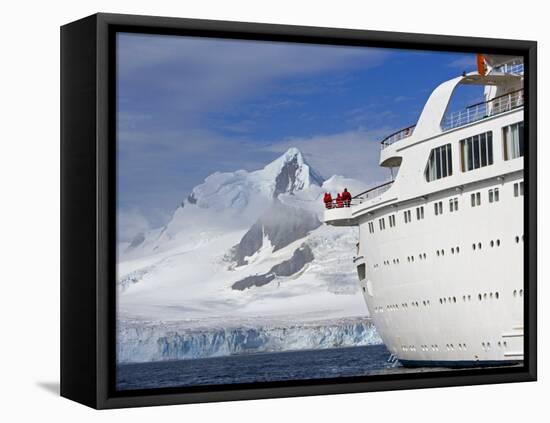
(117, 344, 399, 390)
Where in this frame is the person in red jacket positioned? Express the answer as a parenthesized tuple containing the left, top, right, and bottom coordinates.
(342, 188, 352, 207)
(323, 192, 333, 209)
(336, 193, 344, 208)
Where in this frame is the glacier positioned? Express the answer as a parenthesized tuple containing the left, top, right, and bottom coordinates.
(117, 317, 382, 363)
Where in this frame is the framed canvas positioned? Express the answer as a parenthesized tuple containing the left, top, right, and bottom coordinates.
(60, 13, 537, 409)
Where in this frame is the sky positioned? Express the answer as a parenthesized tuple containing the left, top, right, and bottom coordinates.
(117, 33, 483, 241)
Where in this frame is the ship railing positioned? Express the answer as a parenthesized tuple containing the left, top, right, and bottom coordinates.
(353, 180, 394, 202)
(493, 62, 524, 75)
(324, 181, 394, 209)
(441, 89, 524, 131)
(380, 125, 416, 149)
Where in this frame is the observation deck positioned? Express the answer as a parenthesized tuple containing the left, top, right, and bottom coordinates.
(324, 181, 394, 226)
(379, 88, 524, 150)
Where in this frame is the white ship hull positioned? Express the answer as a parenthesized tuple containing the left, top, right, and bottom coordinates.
(358, 171, 524, 366)
(325, 58, 524, 366)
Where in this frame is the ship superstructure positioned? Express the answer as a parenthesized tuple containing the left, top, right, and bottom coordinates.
(324, 55, 524, 366)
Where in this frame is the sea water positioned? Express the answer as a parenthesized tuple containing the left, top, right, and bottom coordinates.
(117, 344, 395, 390)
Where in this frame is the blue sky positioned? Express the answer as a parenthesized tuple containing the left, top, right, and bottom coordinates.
(117, 33, 482, 240)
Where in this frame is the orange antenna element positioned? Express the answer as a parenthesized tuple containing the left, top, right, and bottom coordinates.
(476, 54, 487, 76)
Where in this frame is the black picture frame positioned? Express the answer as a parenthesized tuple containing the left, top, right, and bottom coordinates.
(60, 12, 537, 409)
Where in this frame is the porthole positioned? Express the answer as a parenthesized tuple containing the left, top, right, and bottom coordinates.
(462, 295, 466, 302)
(456, 246, 460, 253)
(441, 249, 445, 256)
(519, 289, 524, 297)
(439, 298, 443, 304)
(451, 247, 455, 254)
(515, 236, 520, 243)
(513, 290, 517, 297)
(490, 240, 494, 247)
(495, 292, 499, 299)
(468, 295, 471, 301)
(496, 239, 501, 246)
(452, 297, 456, 303)
(483, 293, 488, 299)
(472, 243, 476, 250)
(423, 253, 427, 259)
(478, 242, 482, 249)
(478, 294, 482, 301)
(436, 250, 440, 257)
(490, 292, 493, 299)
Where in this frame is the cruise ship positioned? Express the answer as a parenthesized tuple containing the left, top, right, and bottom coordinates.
(324, 54, 524, 367)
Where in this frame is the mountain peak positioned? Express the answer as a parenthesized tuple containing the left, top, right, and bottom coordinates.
(281, 147, 303, 161)
(264, 148, 324, 197)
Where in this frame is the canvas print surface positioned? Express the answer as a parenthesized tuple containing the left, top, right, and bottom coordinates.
(116, 33, 524, 390)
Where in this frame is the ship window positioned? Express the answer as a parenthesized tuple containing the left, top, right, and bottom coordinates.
(404, 210, 412, 223)
(425, 144, 453, 182)
(471, 192, 481, 207)
(489, 188, 500, 203)
(503, 122, 524, 160)
(513, 181, 524, 197)
(433, 201, 443, 216)
(460, 131, 493, 172)
(357, 263, 366, 280)
(379, 218, 386, 230)
(389, 214, 396, 227)
(368, 222, 375, 233)
(449, 197, 459, 212)
(416, 206, 424, 220)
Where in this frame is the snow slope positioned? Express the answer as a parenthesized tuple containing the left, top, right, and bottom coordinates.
(117, 148, 379, 362)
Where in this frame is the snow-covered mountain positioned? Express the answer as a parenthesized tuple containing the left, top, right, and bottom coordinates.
(117, 148, 379, 362)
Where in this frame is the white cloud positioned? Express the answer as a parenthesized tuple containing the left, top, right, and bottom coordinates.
(447, 55, 476, 70)
(118, 208, 152, 242)
(117, 33, 389, 120)
(262, 128, 394, 187)
(115, 34, 396, 231)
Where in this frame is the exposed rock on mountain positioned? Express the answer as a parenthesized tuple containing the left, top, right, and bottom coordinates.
(230, 201, 320, 266)
(232, 244, 314, 290)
